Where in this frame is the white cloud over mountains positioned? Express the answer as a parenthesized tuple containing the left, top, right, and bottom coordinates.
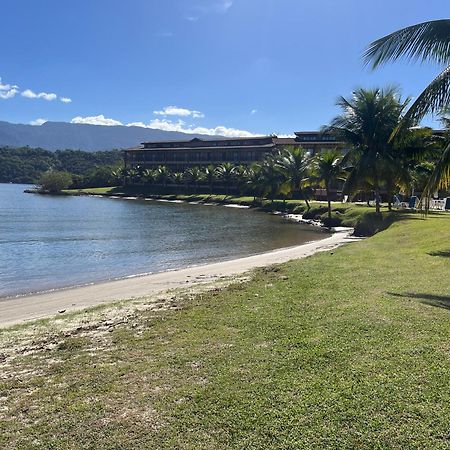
(0, 76, 71, 103)
(30, 118, 47, 126)
(153, 106, 205, 119)
(69, 115, 259, 137)
(71, 115, 123, 126)
(139, 118, 258, 137)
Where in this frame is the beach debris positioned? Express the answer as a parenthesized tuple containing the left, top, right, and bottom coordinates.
(58, 309, 66, 314)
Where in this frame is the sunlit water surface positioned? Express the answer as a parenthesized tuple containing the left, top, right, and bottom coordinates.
(0, 184, 328, 297)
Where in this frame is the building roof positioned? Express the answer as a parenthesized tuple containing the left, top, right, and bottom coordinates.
(140, 135, 272, 146)
(127, 143, 276, 152)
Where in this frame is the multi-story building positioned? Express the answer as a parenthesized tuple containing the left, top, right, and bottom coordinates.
(124, 131, 344, 172)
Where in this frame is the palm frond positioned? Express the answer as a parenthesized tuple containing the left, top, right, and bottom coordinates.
(364, 19, 450, 68)
(398, 65, 450, 127)
(422, 140, 450, 198)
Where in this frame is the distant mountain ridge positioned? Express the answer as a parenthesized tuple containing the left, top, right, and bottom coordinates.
(0, 121, 215, 152)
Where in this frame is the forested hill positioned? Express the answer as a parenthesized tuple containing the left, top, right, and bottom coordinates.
(0, 121, 210, 151)
(0, 147, 123, 184)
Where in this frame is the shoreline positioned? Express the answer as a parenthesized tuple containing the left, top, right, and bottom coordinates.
(0, 229, 355, 328)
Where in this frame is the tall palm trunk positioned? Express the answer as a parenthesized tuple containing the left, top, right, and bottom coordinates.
(326, 181, 332, 218)
(374, 187, 381, 214)
(299, 188, 310, 210)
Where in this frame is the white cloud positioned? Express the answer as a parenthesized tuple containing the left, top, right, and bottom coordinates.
(1, 76, 70, 102)
(186, 16, 199, 21)
(21, 89, 57, 101)
(153, 106, 205, 119)
(30, 118, 47, 126)
(70, 115, 123, 126)
(0, 77, 19, 99)
(251, 109, 257, 115)
(0, 87, 19, 99)
(130, 118, 259, 137)
(70, 114, 259, 137)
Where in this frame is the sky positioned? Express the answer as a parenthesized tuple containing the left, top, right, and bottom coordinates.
(0, 0, 447, 136)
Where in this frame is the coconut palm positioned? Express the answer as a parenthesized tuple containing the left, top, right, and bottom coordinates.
(364, 20, 450, 194)
(126, 168, 139, 185)
(422, 143, 450, 200)
(111, 168, 125, 186)
(234, 165, 251, 196)
(171, 172, 184, 186)
(420, 114, 450, 199)
(184, 167, 203, 193)
(246, 164, 265, 202)
(275, 146, 312, 209)
(326, 87, 409, 213)
(215, 162, 236, 195)
(261, 155, 286, 206)
(364, 20, 450, 127)
(142, 168, 156, 185)
(202, 165, 217, 194)
(155, 165, 171, 188)
(312, 149, 346, 218)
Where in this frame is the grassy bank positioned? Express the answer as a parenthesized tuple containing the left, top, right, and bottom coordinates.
(1, 213, 449, 449)
(64, 186, 408, 235)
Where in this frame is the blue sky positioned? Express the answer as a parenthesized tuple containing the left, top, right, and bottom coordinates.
(0, 0, 446, 136)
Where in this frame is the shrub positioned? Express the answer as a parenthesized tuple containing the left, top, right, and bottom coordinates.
(322, 216, 343, 228)
(38, 171, 72, 193)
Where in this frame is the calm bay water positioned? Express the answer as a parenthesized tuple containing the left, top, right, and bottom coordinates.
(0, 184, 327, 297)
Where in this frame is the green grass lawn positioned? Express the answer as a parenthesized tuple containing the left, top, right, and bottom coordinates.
(1, 214, 449, 449)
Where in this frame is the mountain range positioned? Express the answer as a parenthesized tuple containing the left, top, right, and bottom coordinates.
(0, 121, 214, 152)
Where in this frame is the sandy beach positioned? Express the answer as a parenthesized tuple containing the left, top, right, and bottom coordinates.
(0, 229, 355, 328)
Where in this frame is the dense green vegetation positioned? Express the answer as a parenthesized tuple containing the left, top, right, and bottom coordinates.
(1, 213, 449, 449)
(0, 147, 123, 185)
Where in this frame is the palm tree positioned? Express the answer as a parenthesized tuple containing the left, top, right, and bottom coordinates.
(111, 168, 125, 186)
(326, 87, 409, 214)
(364, 20, 450, 194)
(171, 172, 184, 186)
(215, 163, 236, 196)
(246, 164, 265, 202)
(261, 155, 285, 206)
(364, 20, 450, 127)
(312, 149, 346, 218)
(420, 114, 450, 200)
(234, 165, 251, 196)
(184, 167, 203, 193)
(275, 146, 312, 209)
(155, 165, 171, 188)
(142, 168, 156, 185)
(126, 168, 139, 185)
(202, 165, 217, 195)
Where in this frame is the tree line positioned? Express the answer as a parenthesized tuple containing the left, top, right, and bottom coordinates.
(117, 86, 448, 216)
(0, 147, 123, 185)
